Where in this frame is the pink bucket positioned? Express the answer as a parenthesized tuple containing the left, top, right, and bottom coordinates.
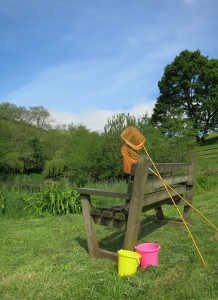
(135, 243, 161, 269)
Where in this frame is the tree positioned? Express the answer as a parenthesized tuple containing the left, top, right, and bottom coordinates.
(0, 102, 53, 130)
(28, 106, 53, 130)
(0, 102, 27, 122)
(151, 50, 218, 143)
(29, 137, 45, 173)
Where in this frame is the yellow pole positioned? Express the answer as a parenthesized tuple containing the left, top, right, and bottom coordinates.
(142, 145, 206, 267)
(149, 168, 218, 232)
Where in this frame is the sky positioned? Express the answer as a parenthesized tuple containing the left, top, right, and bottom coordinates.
(0, 0, 217, 132)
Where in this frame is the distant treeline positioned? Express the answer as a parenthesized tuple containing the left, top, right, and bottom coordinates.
(0, 102, 201, 185)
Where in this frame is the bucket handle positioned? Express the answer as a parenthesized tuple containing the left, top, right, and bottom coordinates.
(135, 248, 140, 266)
(137, 257, 140, 266)
(120, 249, 141, 266)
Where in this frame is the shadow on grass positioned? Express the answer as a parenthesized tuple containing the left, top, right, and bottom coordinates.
(76, 213, 182, 255)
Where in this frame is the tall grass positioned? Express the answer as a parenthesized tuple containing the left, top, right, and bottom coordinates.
(0, 173, 45, 189)
(22, 184, 81, 216)
(1, 172, 216, 218)
(83, 179, 129, 208)
(0, 183, 81, 218)
(195, 174, 217, 195)
(0, 186, 27, 219)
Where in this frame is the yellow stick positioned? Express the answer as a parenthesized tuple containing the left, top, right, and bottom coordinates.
(149, 168, 218, 232)
(142, 145, 206, 267)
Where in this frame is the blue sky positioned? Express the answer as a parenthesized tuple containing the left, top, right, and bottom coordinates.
(0, 0, 217, 131)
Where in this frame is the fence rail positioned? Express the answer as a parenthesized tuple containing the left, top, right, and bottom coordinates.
(198, 152, 218, 157)
(195, 147, 218, 152)
(194, 148, 218, 160)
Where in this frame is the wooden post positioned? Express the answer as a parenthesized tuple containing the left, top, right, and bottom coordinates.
(80, 194, 100, 258)
(184, 156, 197, 223)
(155, 206, 164, 220)
(123, 156, 149, 251)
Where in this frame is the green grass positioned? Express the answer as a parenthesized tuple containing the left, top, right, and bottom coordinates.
(0, 173, 46, 189)
(0, 187, 217, 300)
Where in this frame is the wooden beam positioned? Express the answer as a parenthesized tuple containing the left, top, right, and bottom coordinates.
(155, 206, 164, 220)
(148, 163, 189, 173)
(146, 174, 188, 192)
(124, 156, 150, 251)
(142, 195, 181, 212)
(80, 194, 100, 259)
(143, 185, 186, 207)
(184, 156, 197, 223)
(99, 249, 118, 264)
(78, 188, 130, 200)
(131, 162, 189, 175)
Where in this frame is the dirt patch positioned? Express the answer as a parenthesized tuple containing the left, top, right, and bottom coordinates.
(210, 232, 218, 241)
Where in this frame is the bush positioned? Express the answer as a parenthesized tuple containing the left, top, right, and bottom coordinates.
(43, 159, 66, 179)
(22, 184, 81, 216)
(0, 183, 81, 218)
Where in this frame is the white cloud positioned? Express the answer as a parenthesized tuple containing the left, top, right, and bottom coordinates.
(7, 56, 159, 113)
(50, 100, 156, 132)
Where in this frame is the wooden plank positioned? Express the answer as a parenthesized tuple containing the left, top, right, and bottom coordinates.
(143, 185, 186, 207)
(148, 163, 189, 174)
(78, 188, 130, 199)
(102, 211, 114, 218)
(184, 156, 197, 223)
(92, 214, 126, 229)
(124, 156, 150, 251)
(114, 212, 127, 220)
(113, 219, 126, 230)
(130, 163, 137, 175)
(90, 209, 101, 216)
(142, 195, 181, 212)
(99, 249, 118, 264)
(99, 216, 114, 227)
(80, 194, 100, 259)
(132, 162, 189, 174)
(127, 181, 134, 193)
(146, 174, 188, 192)
(90, 203, 126, 215)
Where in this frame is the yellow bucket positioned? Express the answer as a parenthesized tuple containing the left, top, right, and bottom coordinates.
(117, 250, 141, 276)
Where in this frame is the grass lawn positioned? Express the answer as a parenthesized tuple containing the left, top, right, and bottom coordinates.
(0, 187, 217, 300)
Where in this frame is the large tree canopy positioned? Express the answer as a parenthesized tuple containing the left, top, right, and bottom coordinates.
(151, 50, 218, 142)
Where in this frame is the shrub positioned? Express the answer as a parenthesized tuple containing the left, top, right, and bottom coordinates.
(43, 159, 66, 179)
(22, 184, 81, 216)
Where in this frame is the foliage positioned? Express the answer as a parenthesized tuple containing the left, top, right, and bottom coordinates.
(43, 159, 66, 179)
(22, 184, 81, 216)
(102, 113, 145, 180)
(151, 49, 218, 143)
(28, 137, 45, 173)
(0, 102, 52, 130)
(4, 152, 24, 173)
